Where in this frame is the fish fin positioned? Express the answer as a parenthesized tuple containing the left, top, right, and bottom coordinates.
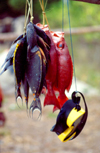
(15, 84, 23, 103)
(34, 24, 51, 47)
(16, 96, 23, 109)
(53, 95, 69, 112)
(53, 105, 59, 112)
(13, 34, 23, 44)
(57, 95, 69, 109)
(37, 36, 50, 60)
(29, 97, 42, 119)
(1, 61, 6, 69)
(44, 91, 60, 109)
(41, 86, 47, 95)
(0, 59, 13, 75)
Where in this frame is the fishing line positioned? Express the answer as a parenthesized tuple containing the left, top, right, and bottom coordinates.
(62, 0, 64, 32)
(66, 0, 77, 91)
(24, 0, 34, 34)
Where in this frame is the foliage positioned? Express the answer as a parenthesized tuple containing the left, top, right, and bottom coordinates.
(69, 1, 100, 27)
(44, 1, 100, 29)
(7, 0, 61, 19)
(0, 1, 100, 27)
(8, 0, 25, 14)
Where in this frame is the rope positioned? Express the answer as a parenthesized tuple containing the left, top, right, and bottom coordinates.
(30, 0, 34, 22)
(66, 0, 77, 91)
(24, 0, 34, 35)
(39, 0, 50, 29)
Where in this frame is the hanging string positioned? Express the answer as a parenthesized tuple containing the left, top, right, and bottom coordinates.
(30, 0, 34, 22)
(24, 0, 28, 34)
(39, 0, 50, 29)
(62, 0, 64, 32)
(66, 0, 77, 91)
(24, 0, 34, 35)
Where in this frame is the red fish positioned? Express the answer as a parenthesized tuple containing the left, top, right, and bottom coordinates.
(52, 31, 73, 111)
(36, 23, 59, 109)
(37, 24, 73, 111)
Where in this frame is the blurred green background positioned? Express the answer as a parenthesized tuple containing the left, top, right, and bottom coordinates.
(0, 0, 100, 90)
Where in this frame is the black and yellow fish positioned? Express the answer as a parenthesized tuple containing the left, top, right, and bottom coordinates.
(51, 91, 88, 142)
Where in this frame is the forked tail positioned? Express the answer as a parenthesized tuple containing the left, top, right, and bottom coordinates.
(29, 96, 42, 119)
(44, 90, 60, 109)
(53, 95, 69, 112)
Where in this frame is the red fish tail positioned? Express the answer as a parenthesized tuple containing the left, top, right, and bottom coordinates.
(57, 94, 69, 109)
(53, 92, 69, 112)
(44, 90, 59, 108)
(53, 105, 59, 112)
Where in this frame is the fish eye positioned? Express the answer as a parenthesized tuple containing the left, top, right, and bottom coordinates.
(57, 42, 64, 49)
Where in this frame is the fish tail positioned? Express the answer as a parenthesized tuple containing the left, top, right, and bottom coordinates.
(0, 70, 4, 75)
(15, 90, 23, 109)
(1, 61, 5, 69)
(29, 96, 42, 119)
(53, 105, 59, 112)
(15, 84, 22, 102)
(44, 90, 60, 109)
(0, 64, 8, 75)
(53, 96, 69, 112)
(25, 97, 28, 110)
(57, 95, 69, 109)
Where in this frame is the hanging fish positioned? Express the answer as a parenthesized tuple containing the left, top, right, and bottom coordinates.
(22, 23, 50, 111)
(51, 91, 88, 142)
(44, 29, 59, 108)
(26, 22, 43, 116)
(52, 32, 73, 111)
(36, 24, 59, 109)
(36, 24, 73, 111)
(13, 35, 27, 101)
(0, 21, 51, 117)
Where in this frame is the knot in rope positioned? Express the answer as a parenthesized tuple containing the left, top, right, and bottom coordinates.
(30, 16, 34, 23)
(42, 12, 45, 15)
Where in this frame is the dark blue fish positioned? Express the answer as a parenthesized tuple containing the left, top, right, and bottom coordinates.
(26, 22, 42, 116)
(13, 35, 27, 100)
(0, 34, 25, 74)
